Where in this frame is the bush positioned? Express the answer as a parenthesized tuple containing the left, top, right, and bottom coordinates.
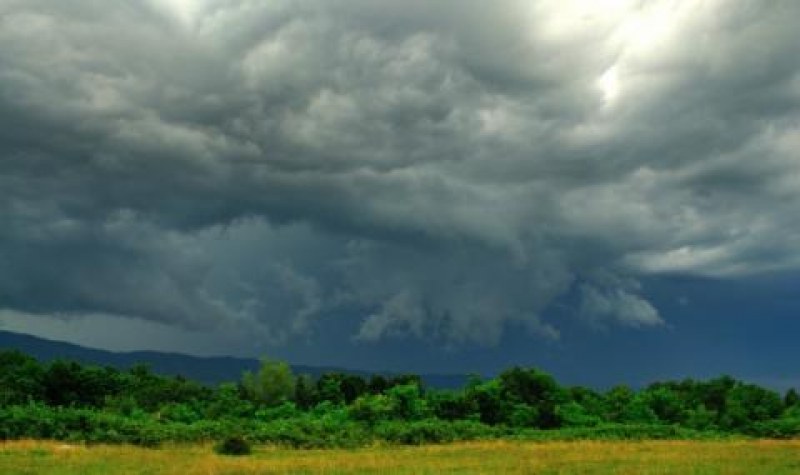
(159, 402, 201, 424)
(557, 402, 603, 428)
(374, 419, 498, 445)
(215, 436, 252, 456)
(745, 417, 800, 439)
(254, 401, 301, 421)
(349, 394, 394, 425)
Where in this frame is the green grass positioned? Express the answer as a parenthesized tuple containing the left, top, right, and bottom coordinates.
(1, 439, 799, 474)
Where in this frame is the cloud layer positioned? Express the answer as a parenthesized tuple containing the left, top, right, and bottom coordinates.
(2, 0, 800, 350)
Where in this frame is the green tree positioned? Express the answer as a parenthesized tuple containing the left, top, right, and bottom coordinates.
(349, 393, 394, 424)
(604, 385, 657, 424)
(368, 375, 389, 394)
(42, 360, 115, 407)
(465, 378, 510, 425)
(205, 383, 254, 418)
(721, 383, 783, 429)
(293, 374, 318, 410)
(386, 383, 429, 420)
(0, 350, 45, 406)
(684, 404, 718, 430)
(784, 388, 800, 409)
(567, 386, 606, 422)
(698, 376, 737, 417)
(620, 394, 659, 423)
(316, 373, 345, 405)
(498, 367, 567, 428)
(427, 390, 478, 421)
(641, 385, 685, 424)
(388, 374, 423, 389)
(340, 374, 368, 404)
(604, 385, 634, 422)
(241, 358, 295, 407)
(556, 401, 603, 427)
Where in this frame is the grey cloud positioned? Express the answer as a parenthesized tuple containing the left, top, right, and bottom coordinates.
(579, 285, 664, 329)
(341, 240, 566, 345)
(2, 1, 800, 349)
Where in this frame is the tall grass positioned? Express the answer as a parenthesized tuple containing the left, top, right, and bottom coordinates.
(1, 439, 799, 474)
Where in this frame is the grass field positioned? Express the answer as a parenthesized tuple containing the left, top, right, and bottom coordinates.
(1, 439, 799, 474)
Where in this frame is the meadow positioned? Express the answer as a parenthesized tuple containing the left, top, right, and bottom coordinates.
(4, 350, 800, 473)
(2, 439, 800, 474)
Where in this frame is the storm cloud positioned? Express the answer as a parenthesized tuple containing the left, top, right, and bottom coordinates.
(2, 0, 800, 353)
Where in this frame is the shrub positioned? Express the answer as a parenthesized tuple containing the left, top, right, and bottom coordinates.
(745, 417, 800, 439)
(557, 401, 603, 428)
(215, 436, 252, 456)
(159, 402, 201, 424)
(254, 401, 301, 421)
(349, 394, 394, 425)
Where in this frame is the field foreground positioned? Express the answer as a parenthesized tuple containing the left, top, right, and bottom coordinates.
(1, 439, 799, 474)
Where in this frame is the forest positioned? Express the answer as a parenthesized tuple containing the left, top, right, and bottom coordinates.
(1, 349, 799, 449)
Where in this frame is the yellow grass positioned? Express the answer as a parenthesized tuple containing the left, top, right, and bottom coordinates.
(1, 439, 799, 474)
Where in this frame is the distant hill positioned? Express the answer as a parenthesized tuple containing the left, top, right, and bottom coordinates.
(0, 330, 467, 389)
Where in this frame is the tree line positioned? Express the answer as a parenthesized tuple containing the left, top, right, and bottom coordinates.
(1, 349, 799, 447)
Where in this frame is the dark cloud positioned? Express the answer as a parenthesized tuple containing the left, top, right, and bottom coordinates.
(2, 0, 800, 353)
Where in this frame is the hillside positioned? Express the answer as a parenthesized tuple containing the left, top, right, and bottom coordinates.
(0, 330, 467, 388)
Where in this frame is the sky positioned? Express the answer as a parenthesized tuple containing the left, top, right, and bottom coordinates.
(1, 0, 800, 389)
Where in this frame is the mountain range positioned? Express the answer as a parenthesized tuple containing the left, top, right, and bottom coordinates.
(0, 330, 468, 389)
